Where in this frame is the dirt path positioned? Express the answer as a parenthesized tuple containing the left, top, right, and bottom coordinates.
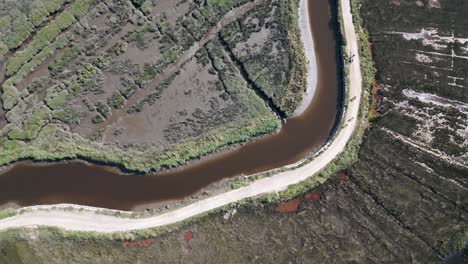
(0, 0, 362, 233)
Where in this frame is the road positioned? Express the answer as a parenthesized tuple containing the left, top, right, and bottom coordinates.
(0, 0, 362, 233)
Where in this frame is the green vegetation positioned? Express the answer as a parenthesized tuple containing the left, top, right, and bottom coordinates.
(3, 12, 33, 50)
(0, 114, 278, 172)
(7, 108, 51, 141)
(95, 101, 111, 118)
(0, 1, 464, 263)
(0, 41, 7, 60)
(207, 0, 229, 8)
(278, 0, 307, 114)
(108, 92, 126, 109)
(229, 0, 375, 198)
(155, 116, 279, 169)
(207, 0, 247, 9)
(10, 34, 70, 85)
(49, 46, 80, 74)
(1, 81, 21, 110)
(3, 140, 19, 151)
(140, 63, 157, 82)
(68, 0, 93, 17)
(0, 210, 17, 220)
(0, 230, 40, 264)
(0, 0, 295, 174)
(129, 74, 177, 113)
(5, 0, 94, 76)
(219, 0, 307, 116)
(46, 90, 69, 110)
(52, 108, 87, 125)
(6, 16, 71, 76)
(30, 0, 68, 26)
(91, 114, 105, 124)
(349, 0, 376, 98)
(140, 1, 153, 15)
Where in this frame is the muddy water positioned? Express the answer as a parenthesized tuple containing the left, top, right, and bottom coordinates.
(0, 0, 342, 210)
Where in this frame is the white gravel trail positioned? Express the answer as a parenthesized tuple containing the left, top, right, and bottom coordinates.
(0, 0, 362, 233)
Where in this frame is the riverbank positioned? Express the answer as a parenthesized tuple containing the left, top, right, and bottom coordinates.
(0, 0, 310, 176)
(0, 0, 364, 232)
(293, 0, 318, 117)
(0, 0, 282, 175)
(0, 0, 341, 210)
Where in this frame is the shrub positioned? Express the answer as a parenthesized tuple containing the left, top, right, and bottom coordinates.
(108, 92, 126, 109)
(49, 46, 80, 74)
(6, 0, 93, 76)
(55, 12, 76, 30)
(45, 0, 68, 13)
(52, 108, 87, 125)
(91, 114, 104, 124)
(0, 41, 7, 57)
(12, 35, 69, 85)
(3, 140, 18, 151)
(46, 90, 69, 110)
(141, 1, 153, 15)
(120, 80, 139, 99)
(1, 81, 20, 110)
(68, 0, 94, 18)
(0, 209, 16, 219)
(30, 6, 50, 26)
(141, 63, 157, 81)
(7, 110, 51, 140)
(95, 101, 111, 118)
(5, 12, 33, 49)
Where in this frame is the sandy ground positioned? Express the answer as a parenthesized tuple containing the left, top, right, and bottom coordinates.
(0, 0, 362, 233)
(292, 0, 318, 117)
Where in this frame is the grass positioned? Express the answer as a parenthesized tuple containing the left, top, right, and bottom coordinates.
(46, 90, 69, 110)
(3, 140, 19, 151)
(1, 0, 343, 177)
(207, 0, 240, 8)
(0, 0, 378, 250)
(152, 116, 279, 169)
(279, 0, 308, 115)
(108, 92, 126, 109)
(0, 2, 462, 263)
(227, 0, 374, 195)
(0, 229, 41, 264)
(7, 108, 51, 141)
(94, 101, 109, 119)
(45, 0, 68, 12)
(267, 0, 375, 202)
(0, 41, 7, 59)
(0, 112, 279, 173)
(4, 12, 33, 50)
(30, 6, 50, 26)
(7, 22, 66, 76)
(0, 210, 17, 220)
(49, 46, 79, 73)
(5, 0, 94, 76)
(10, 34, 69, 85)
(1, 81, 20, 110)
(2, 0, 374, 217)
(218, 0, 307, 116)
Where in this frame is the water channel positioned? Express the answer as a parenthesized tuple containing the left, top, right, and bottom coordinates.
(0, 0, 343, 211)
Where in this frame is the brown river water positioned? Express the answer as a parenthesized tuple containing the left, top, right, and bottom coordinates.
(0, 0, 343, 210)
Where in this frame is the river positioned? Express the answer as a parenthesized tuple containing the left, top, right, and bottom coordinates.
(0, 0, 343, 211)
